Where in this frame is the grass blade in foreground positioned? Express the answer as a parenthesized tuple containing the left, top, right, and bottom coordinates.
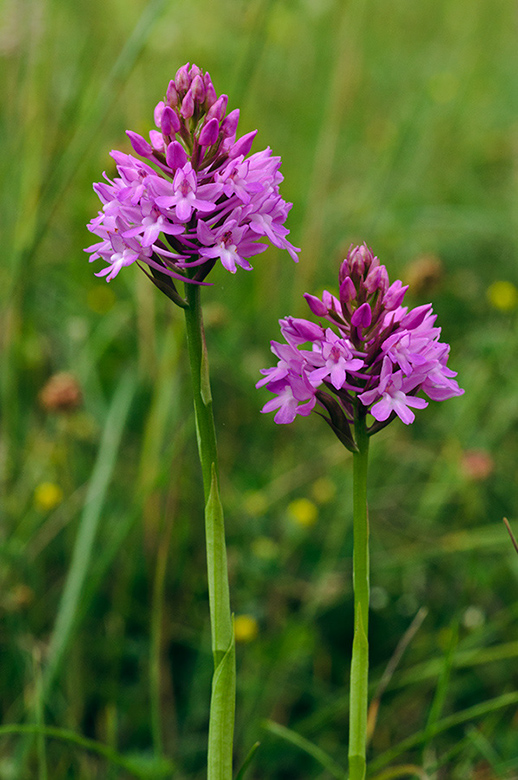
(0, 725, 174, 779)
(43, 369, 137, 695)
(263, 720, 347, 780)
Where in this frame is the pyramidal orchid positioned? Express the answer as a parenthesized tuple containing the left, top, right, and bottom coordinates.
(258, 243, 463, 445)
(85, 63, 299, 307)
(85, 64, 300, 780)
(257, 244, 463, 780)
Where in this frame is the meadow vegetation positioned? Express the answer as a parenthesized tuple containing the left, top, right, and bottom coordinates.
(1, 0, 518, 777)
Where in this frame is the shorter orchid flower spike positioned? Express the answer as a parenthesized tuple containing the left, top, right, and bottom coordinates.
(257, 243, 464, 447)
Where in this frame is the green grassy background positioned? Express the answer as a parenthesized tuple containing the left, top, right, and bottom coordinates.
(2, 0, 518, 777)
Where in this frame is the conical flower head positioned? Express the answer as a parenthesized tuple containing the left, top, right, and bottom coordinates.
(258, 244, 464, 446)
(85, 63, 299, 303)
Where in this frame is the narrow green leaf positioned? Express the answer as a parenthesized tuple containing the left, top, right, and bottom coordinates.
(369, 690, 518, 773)
(465, 725, 501, 768)
(370, 765, 429, 780)
(234, 742, 261, 780)
(0, 725, 175, 778)
(42, 370, 137, 696)
(263, 721, 347, 780)
(422, 622, 458, 762)
(208, 630, 236, 780)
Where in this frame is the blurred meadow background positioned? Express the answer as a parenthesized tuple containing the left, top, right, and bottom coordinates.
(2, 0, 518, 777)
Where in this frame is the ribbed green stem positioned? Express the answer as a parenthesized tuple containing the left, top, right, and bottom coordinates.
(183, 282, 235, 780)
(348, 409, 370, 780)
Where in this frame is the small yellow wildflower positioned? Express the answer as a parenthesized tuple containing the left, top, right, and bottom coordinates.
(251, 536, 278, 561)
(487, 281, 518, 312)
(287, 497, 318, 528)
(311, 477, 336, 504)
(234, 614, 259, 643)
(34, 482, 63, 512)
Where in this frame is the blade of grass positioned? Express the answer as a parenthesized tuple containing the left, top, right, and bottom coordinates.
(465, 725, 502, 769)
(369, 690, 518, 773)
(297, 634, 518, 739)
(392, 638, 518, 691)
(231, 0, 277, 108)
(263, 720, 347, 780)
(33, 648, 48, 780)
(422, 622, 458, 766)
(424, 734, 471, 775)
(370, 766, 429, 780)
(42, 368, 137, 696)
(503, 517, 518, 555)
(234, 742, 261, 780)
(0, 724, 174, 779)
(367, 607, 428, 744)
(150, 511, 174, 758)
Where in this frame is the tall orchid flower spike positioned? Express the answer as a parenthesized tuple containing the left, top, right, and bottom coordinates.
(85, 64, 299, 306)
(257, 243, 463, 780)
(85, 64, 299, 780)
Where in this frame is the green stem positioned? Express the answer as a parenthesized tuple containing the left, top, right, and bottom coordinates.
(349, 408, 370, 780)
(183, 282, 235, 780)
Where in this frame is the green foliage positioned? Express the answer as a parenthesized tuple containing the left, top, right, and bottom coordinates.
(1, 0, 518, 777)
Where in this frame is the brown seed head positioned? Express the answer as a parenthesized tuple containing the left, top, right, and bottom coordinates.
(38, 372, 82, 413)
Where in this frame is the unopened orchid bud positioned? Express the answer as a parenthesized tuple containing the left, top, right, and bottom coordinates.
(204, 73, 217, 108)
(149, 130, 165, 151)
(400, 303, 434, 329)
(348, 245, 368, 276)
(384, 280, 408, 310)
(166, 80, 178, 107)
(221, 109, 240, 137)
(180, 89, 195, 119)
(161, 106, 181, 136)
(166, 140, 188, 169)
(304, 293, 329, 316)
(322, 290, 341, 313)
(191, 74, 206, 103)
(280, 316, 323, 344)
(126, 131, 153, 158)
(351, 302, 372, 329)
(206, 95, 228, 123)
(199, 117, 220, 147)
(154, 101, 165, 128)
(339, 276, 356, 304)
(175, 63, 190, 92)
(365, 263, 388, 294)
(229, 130, 257, 159)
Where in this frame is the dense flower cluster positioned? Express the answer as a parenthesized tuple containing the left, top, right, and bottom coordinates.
(85, 63, 299, 302)
(257, 245, 463, 446)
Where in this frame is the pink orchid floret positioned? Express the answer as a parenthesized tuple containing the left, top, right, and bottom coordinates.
(85, 64, 299, 294)
(258, 244, 464, 442)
